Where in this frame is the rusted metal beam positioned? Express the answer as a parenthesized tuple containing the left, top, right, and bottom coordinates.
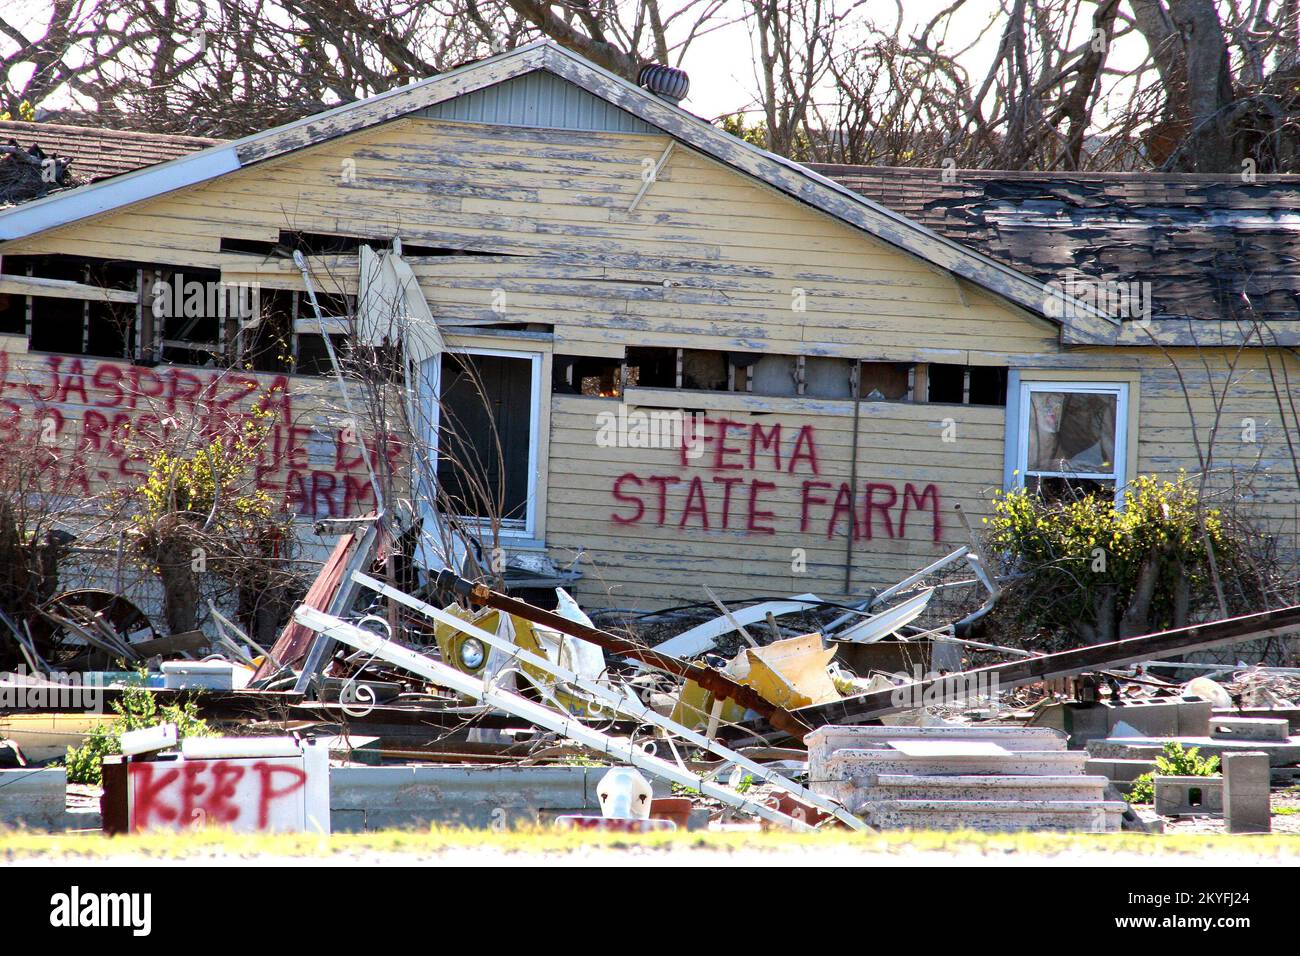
(741, 604, 1300, 740)
(431, 569, 809, 740)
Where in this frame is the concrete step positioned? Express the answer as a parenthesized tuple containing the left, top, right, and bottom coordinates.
(817, 748, 1090, 782)
(807, 725, 1069, 777)
(856, 773, 1110, 802)
(811, 728, 1066, 764)
(858, 798, 1128, 832)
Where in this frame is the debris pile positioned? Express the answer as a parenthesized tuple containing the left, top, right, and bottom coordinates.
(4, 522, 1300, 837)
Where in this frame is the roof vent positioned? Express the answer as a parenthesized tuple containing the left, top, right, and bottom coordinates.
(638, 64, 690, 105)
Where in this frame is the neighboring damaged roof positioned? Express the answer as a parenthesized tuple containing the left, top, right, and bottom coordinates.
(0, 120, 220, 206)
(815, 163, 1300, 345)
(0, 41, 1114, 341)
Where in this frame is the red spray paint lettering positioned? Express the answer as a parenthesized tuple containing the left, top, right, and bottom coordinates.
(611, 415, 943, 544)
(0, 351, 399, 518)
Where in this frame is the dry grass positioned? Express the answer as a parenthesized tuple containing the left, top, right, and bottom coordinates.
(3, 825, 1300, 862)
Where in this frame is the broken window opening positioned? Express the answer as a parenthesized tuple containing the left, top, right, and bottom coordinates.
(293, 290, 353, 375)
(241, 288, 295, 374)
(6, 255, 138, 358)
(552, 355, 622, 397)
(681, 349, 729, 391)
(1016, 381, 1128, 503)
(927, 363, 1008, 406)
(624, 346, 677, 389)
(969, 366, 1008, 406)
(154, 266, 225, 367)
(436, 349, 540, 536)
(858, 361, 911, 401)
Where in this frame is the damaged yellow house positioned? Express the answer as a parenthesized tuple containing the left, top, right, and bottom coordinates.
(1, 41, 1297, 609)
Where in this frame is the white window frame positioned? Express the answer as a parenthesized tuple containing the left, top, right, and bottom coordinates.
(428, 346, 543, 541)
(1014, 380, 1129, 501)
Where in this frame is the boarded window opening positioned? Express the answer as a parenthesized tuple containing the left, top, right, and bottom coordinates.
(804, 357, 855, 399)
(750, 355, 797, 396)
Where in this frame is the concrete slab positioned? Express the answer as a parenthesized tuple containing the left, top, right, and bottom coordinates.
(859, 774, 1109, 802)
(817, 748, 1089, 782)
(806, 725, 1067, 778)
(885, 739, 1011, 757)
(858, 798, 1127, 832)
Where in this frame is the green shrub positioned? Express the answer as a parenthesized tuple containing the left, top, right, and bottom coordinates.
(65, 680, 212, 786)
(1127, 741, 1221, 805)
(985, 473, 1235, 642)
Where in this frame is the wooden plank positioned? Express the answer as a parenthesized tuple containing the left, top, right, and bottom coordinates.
(0, 274, 137, 303)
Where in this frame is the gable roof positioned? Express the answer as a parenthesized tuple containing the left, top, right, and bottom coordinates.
(0, 41, 1114, 338)
(818, 163, 1300, 335)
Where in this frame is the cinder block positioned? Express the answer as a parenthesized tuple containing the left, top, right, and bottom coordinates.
(1153, 775, 1223, 816)
(1210, 717, 1289, 742)
(1032, 698, 1211, 747)
(1223, 751, 1271, 834)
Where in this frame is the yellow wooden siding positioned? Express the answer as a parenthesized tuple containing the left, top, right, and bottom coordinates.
(6, 117, 1300, 607)
(545, 394, 1005, 606)
(0, 118, 1056, 362)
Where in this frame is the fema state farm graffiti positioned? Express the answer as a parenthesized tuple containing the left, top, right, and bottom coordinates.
(0, 351, 396, 518)
(609, 416, 943, 542)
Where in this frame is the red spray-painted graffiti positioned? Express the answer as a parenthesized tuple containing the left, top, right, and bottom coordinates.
(0, 351, 398, 518)
(609, 416, 943, 543)
(128, 757, 308, 832)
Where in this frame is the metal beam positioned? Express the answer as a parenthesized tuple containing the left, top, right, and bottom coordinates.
(746, 604, 1300, 739)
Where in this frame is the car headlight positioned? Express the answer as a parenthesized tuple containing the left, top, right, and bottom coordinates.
(459, 638, 485, 670)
